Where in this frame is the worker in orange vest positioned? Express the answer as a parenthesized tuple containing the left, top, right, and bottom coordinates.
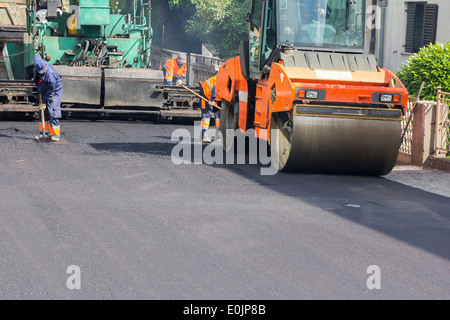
(200, 75, 221, 143)
(163, 53, 187, 86)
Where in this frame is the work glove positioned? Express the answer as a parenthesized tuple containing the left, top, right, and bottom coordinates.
(39, 104, 46, 111)
(210, 101, 219, 108)
(176, 79, 183, 86)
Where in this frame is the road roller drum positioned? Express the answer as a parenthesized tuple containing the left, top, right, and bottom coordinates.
(270, 108, 403, 175)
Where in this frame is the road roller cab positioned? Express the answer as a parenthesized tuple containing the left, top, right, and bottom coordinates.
(216, 0, 409, 175)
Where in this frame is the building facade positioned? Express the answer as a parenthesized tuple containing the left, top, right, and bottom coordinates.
(374, 0, 450, 73)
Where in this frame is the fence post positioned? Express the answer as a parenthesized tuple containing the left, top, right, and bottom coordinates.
(411, 103, 425, 165)
(187, 53, 191, 86)
(435, 87, 442, 155)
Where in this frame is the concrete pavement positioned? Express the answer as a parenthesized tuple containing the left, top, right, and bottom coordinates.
(385, 164, 450, 198)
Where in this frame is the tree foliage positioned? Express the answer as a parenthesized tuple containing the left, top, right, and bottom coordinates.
(397, 42, 450, 101)
(177, 0, 250, 59)
(150, 0, 200, 54)
(168, 0, 195, 9)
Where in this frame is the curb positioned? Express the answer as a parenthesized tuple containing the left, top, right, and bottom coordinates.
(424, 156, 450, 173)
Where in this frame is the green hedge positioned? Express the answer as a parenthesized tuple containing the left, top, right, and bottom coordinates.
(397, 42, 450, 101)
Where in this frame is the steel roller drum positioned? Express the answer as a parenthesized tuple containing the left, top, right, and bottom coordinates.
(270, 110, 402, 176)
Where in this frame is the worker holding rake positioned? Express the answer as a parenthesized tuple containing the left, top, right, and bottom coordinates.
(200, 74, 221, 143)
(33, 54, 63, 142)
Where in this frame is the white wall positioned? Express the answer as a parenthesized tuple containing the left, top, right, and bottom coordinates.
(381, 0, 450, 73)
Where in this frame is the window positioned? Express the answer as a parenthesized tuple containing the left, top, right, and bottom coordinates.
(249, 0, 264, 73)
(277, 0, 366, 50)
(261, 0, 276, 64)
(405, 2, 438, 53)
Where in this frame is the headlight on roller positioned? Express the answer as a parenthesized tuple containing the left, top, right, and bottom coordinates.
(373, 92, 402, 104)
(380, 94, 393, 102)
(297, 88, 326, 100)
(306, 91, 319, 99)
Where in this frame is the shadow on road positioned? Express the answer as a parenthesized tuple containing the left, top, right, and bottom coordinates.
(90, 142, 177, 156)
(88, 137, 450, 261)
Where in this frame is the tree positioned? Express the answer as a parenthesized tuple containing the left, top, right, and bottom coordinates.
(187, 0, 249, 59)
(397, 42, 450, 101)
(150, 0, 202, 54)
(172, 0, 250, 59)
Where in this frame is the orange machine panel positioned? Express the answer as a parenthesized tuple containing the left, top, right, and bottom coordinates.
(216, 56, 250, 132)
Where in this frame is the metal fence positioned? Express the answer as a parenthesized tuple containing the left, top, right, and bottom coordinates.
(400, 98, 416, 155)
(188, 53, 223, 87)
(150, 46, 223, 87)
(435, 87, 450, 156)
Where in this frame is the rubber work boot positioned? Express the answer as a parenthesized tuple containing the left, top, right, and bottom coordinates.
(51, 134, 60, 142)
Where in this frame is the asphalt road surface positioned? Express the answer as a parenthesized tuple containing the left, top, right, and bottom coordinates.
(0, 118, 449, 300)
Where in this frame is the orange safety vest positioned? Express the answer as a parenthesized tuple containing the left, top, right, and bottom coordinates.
(201, 76, 221, 109)
(164, 57, 187, 81)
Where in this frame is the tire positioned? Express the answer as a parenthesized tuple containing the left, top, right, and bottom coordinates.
(270, 111, 293, 171)
(220, 94, 239, 152)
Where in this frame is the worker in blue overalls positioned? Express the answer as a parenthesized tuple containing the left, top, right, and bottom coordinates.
(33, 54, 63, 142)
